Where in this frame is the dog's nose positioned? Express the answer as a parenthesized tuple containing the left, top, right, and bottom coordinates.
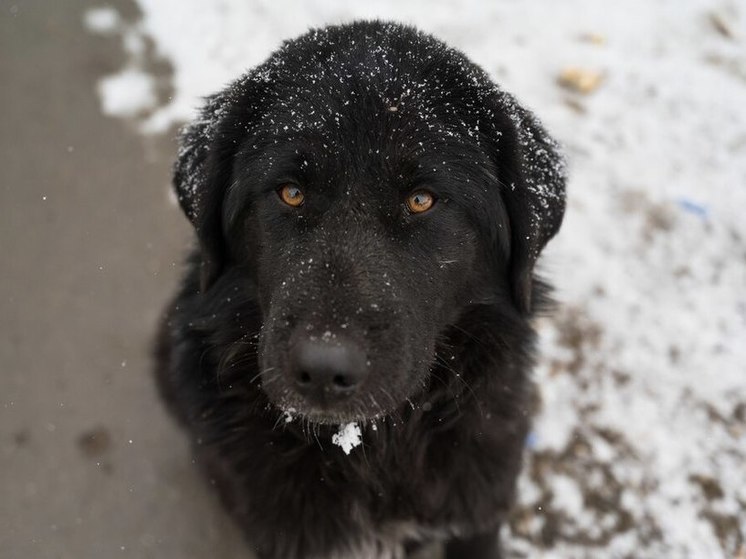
(290, 339, 368, 402)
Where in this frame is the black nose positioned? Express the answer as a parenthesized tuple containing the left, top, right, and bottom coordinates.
(290, 339, 368, 403)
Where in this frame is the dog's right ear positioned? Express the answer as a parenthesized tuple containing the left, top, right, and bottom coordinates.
(173, 81, 267, 293)
(173, 93, 229, 292)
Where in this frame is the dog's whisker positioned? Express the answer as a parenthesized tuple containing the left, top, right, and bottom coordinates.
(248, 366, 275, 385)
(435, 353, 481, 405)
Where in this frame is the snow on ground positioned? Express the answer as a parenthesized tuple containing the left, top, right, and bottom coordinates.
(86, 1, 746, 556)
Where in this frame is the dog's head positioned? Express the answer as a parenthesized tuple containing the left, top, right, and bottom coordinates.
(173, 22, 565, 424)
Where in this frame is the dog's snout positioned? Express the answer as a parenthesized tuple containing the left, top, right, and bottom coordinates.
(290, 339, 368, 402)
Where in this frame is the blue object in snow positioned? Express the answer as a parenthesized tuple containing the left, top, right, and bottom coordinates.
(677, 198, 708, 219)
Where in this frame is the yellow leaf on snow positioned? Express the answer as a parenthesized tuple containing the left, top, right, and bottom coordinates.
(558, 67, 604, 94)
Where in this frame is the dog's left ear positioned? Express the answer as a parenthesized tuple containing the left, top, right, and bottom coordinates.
(491, 95, 567, 314)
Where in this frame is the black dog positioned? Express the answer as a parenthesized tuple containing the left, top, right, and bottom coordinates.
(155, 21, 565, 559)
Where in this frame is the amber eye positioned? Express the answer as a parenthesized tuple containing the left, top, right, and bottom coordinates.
(278, 184, 305, 207)
(406, 190, 435, 214)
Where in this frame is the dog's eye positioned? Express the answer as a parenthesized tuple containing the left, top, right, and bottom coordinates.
(406, 190, 435, 214)
(278, 184, 305, 207)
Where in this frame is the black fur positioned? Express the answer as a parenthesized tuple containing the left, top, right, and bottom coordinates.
(155, 21, 566, 559)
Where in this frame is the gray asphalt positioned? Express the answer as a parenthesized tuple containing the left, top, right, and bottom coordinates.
(0, 1, 250, 557)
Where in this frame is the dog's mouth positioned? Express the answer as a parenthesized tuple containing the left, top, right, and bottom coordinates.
(264, 377, 403, 426)
(275, 401, 385, 427)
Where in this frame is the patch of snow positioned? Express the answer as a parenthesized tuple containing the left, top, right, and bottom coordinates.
(332, 422, 362, 455)
(553, 475, 585, 514)
(83, 6, 120, 35)
(97, 68, 156, 118)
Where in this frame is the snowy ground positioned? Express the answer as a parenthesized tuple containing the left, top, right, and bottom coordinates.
(86, 1, 746, 556)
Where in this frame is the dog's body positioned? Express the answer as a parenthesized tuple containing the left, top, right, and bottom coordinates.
(155, 22, 565, 559)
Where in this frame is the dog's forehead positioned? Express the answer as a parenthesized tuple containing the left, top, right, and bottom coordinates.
(245, 25, 501, 151)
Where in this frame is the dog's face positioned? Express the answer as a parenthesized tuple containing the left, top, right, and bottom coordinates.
(234, 103, 500, 423)
(174, 22, 565, 424)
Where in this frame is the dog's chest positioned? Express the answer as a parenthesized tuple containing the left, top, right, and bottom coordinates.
(264, 427, 504, 540)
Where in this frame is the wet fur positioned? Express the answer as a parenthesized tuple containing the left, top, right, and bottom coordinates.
(155, 21, 565, 559)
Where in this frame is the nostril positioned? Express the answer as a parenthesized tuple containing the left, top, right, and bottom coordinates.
(332, 374, 353, 388)
(297, 371, 312, 385)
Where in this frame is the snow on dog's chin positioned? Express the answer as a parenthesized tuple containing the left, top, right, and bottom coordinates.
(332, 422, 362, 455)
(276, 405, 364, 454)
